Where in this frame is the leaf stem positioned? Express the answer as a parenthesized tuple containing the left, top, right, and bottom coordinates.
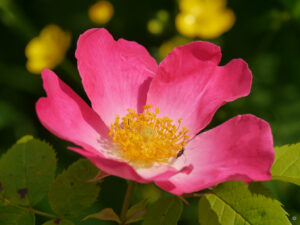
(30, 208, 58, 219)
(12, 204, 58, 219)
(120, 181, 135, 224)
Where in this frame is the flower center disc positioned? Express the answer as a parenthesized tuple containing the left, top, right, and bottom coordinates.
(108, 105, 189, 167)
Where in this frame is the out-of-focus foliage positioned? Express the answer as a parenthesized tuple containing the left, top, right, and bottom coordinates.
(42, 220, 74, 225)
(147, 10, 170, 35)
(0, 205, 35, 225)
(0, 0, 299, 224)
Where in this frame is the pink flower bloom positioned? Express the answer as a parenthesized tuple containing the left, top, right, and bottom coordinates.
(36, 28, 274, 195)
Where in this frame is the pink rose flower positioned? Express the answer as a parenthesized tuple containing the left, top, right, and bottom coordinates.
(36, 28, 274, 195)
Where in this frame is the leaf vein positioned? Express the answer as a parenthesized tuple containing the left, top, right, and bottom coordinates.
(279, 157, 299, 176)
(213, 193, 251, 225)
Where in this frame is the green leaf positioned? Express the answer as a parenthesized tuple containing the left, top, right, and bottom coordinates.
(16, 135, 34, 144)
(42, 219, 74, 225)
(83, 208, 121, 223)
(198, 197, 221, 225)
(0, 205, 35, 225)
(48, 158, 101, 218)
(0, 139, 57, 206)
(198, 181, 291, 225)
(271, 143, 300, 185)
(142, 197, 183, 225)
(126, 200, 147, 224)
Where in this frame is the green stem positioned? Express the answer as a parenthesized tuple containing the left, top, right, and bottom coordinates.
(13, 204, 57, 219)
(30, 208, 57, 219)
(120, 181, 135, 224)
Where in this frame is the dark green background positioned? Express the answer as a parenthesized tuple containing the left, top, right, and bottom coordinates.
(0, 0, 299, 224)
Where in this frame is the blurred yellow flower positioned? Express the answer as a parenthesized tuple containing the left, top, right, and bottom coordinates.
(25, 24, 71, 74)
(176, 0, 235, 39)
(88, 1, 114, 25)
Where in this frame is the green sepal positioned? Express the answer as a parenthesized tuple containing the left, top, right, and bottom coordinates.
(83, 208, 121, 223)
(125, 199, 148, 224)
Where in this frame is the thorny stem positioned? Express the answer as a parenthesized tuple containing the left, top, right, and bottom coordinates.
(120, 181, 135, 224)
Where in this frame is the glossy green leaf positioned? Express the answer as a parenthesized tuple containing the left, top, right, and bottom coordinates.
(198, 181, 291, 225)
(271, 143, 300, 185)
(0, 205, 35, 225)
(42, 219, 74, 225)
(83, 208, 121, 223)
(142, 197, 183, 225)
(126, 200, 147, 224)
(48, 158, 100, 218)
(0, 139, 57, 206)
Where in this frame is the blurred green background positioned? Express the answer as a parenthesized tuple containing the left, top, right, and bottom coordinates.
(0, 0, 299, 224)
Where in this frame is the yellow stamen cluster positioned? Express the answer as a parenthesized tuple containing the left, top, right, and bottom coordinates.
(108, 105, 189, 166)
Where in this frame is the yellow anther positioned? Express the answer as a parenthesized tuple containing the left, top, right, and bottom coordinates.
(108, 105, 189, 166)
(155, 107, 159, 114)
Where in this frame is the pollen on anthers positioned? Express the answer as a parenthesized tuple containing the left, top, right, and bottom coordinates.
(108, 105, 189, 167)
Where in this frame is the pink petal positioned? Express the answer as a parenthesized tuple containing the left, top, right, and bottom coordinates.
(36, 69, 178, 183)
(69, 146, 180, 183)
(75, 28, 158, 126)
(36, 69, 108, 151)
(156, 115, 274, 195)
(147, 42, 252, 138)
